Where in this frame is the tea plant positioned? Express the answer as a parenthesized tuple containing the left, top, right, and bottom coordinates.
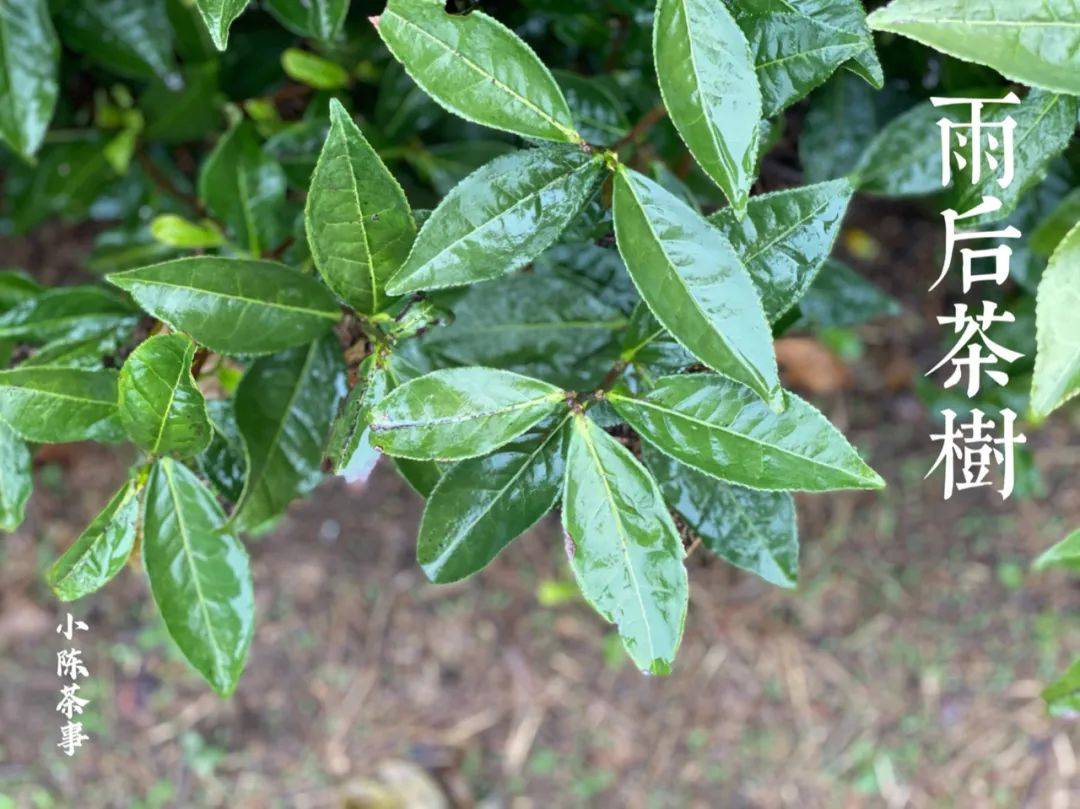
(0, 0, 1076, 695)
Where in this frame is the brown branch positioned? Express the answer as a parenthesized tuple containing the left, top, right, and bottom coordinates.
(265, 235, 295, 261)
(614, 104, 667, 151)
(135, 150, 202, 214)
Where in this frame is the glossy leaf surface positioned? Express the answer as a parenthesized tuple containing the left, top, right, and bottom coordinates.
(0, 286, 134, 345)
(267, 0, 349, 42)
(730, 0, 875, 118)
(60, 0, 176, 82)
(796, 259, 901, 330)
(47, 479, 140, 601)
(562, 414, 687, 675)
(328, 355, 392, 483)
(143, 458, 254, 696)
(612, 167, 780, 407)
(653, 0, 761, 213)
(387, 146, 603, 295)
(0, 0, 59, 160)
(376, 0, 579, 143)
(370, 368, 565, 460)
(868, 0, 1080, 95)
(710, 179, 853, 322)
(610, 374, 884, 491)
(397, 274, 626, 390)
(198, 120, 288, 256)
(645, 446, 798, 588)
(0, 367, 122, 443)
(193, 0, 248, 50)
(233, 334, 346, 533)
(418, 415, 569, 583)
(0, 421, 31, 532)
(107, 257, 341, 356)
(306, 99, 415, 315)
(118, 333, 212, 457)
(1032, 221, 1080, 417)
(952, 90, 1078, 225)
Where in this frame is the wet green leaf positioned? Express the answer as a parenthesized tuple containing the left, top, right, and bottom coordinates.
(376, 0, 579, 143)
(0, 421, 31, 533)
(0, 286, 134, 344)
(118, 333, 212, 457)
(952, 90, 1078, 226)
(59, 0, 177, 83)
(198, 120, 288, 256)
(388, 146, 604, 295)
(799, 72, 879, 184)
(267, 0, 349, 42)
(644, 445, 798, 588)
(143, 457, 254, 696)
(1032, 221, 1080, 417)
(0, 0, 59, 160)
(193, 0, 249, 51)
(197, 399, 246, 504)
(394, 457, 446, 498)
(150, 214, 225, 249)
(281, 48, 350, 90)
(107, 257, 341, 356)
(1043, 657, 1080, 717)
(653, 0, 761, 213)
(796, 259, 901, 330)
(868, 0, 1080, 95)
(554, 70, 629, 147)
(47, 478, 140, 600)
(232, 334, 346, 533)
(612, 167, 780, 408)
(370, 367, 565, 461)
(562, 413, 687, 675)
(398, 273, 627, 390)
(710, 179, 853, 322)
(417, 415, 569, 583)
(609, 373, 884, 491)
(730, 0, 873, 118)
(387, 146, 603, 295)
(0, 270, 43, 312)
(0, 366, 122, 444)
(328, 355, 393, 484)
(853, 100, 963, 197)
(306, 99, 415, 315)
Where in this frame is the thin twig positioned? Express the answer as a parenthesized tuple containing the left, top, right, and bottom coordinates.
(135, 150, 202, 214)
(614, 104, 667, 151)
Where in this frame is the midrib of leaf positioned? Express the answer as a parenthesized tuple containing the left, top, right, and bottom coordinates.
(715, 486, 791, 581)
(671, 0, 727, 171)
(619, 171, 757, 379)
(885, 17, 1080, 29)
(404, 157, 596, 281)
(737, 194, 834, 263)
(756, 41, 861, 72)
(337, 125, 379, 313)
(148, 344, 191, 456)
(236, 339, 318, 520)
(453, 318, 628, 334)
(612, 392, 866, 488)
(163, 461, 227, 685)
(236, 160, 260, 256)
(575, 418, 656, 662)
(383, 9, 577, 142)
(0, 380, 113, 407)
(119, 277, 339, 319)
(376, 392, 559, 431)
(0, 7, 22, 150)
(0, 311, 125, 339)
(427, 412, 569, 568)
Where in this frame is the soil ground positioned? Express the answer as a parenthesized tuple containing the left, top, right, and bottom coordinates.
(0, 210, 1078, 808)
